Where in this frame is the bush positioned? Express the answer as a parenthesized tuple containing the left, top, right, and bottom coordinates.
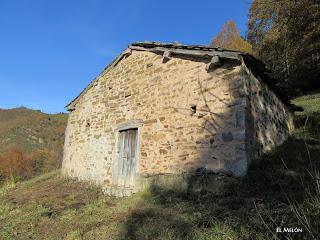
(0, 147, 32, 181)
(0, 145, 62, 183)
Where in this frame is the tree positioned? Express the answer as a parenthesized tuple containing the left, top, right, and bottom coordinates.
(0, 146, 32, 180)
(210, 20, 253, 54)
(247, 0, 320, 94)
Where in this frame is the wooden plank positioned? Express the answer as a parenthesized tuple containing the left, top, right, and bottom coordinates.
(121, 131, 127, 186)
(130, 130, 137, 184)
(125, 130, 131, 187)
(129, 46, 241, 61)
(121, 130, 128, 186)
(130, 130, 136, 185)
(114, 128, 139, 188)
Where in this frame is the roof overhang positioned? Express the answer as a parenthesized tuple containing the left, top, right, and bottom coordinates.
(66, 41, 295, 111)
(66, 42, 244, 111)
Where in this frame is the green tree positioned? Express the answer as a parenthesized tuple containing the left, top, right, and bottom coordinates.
(210, 20, 253, 54)
(247, 0, 320, 94)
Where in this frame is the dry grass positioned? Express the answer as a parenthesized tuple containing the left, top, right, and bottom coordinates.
(1, 131, 319, 240)
(0, 94, 320, 239)
(0, 171, 144, 240)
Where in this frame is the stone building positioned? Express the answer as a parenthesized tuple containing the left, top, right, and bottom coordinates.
(62, 42, 296, 196)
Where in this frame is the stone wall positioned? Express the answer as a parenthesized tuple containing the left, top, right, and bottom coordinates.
(241, 61, 294, 161)
(62, 50, 250, 194)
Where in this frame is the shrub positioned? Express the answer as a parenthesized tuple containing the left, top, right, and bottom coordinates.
(0, 145, 63, 183)
(0, 147, 32, 181)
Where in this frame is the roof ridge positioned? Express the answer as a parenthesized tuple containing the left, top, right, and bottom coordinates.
(129, 41, 242, 53)
(65, 41, 293, 111)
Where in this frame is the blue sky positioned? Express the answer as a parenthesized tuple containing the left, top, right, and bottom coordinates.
(0, 0, 250, 113)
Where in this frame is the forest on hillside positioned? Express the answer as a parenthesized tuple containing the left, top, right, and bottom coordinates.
(210, 0, 319, 97)
(0, 108, 67, 182)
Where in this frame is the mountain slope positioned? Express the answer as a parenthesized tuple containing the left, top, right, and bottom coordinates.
(0, 107, 68, 179)
(0, 107, 67, 152)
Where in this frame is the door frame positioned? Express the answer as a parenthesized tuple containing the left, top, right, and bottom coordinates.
(112, 120, 143, 186)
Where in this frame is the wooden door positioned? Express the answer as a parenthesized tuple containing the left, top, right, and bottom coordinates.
(114, 128, 138, 188)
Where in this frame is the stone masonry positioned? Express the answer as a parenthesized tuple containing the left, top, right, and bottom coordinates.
(62, 42, 294, 196)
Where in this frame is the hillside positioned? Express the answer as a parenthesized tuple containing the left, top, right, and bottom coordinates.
(0, 95, 319, 239)
(0, 107, 67, 152)
(0, 107, 68, 180)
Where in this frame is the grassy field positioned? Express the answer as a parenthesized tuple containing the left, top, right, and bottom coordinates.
(0, 95, 319, 240)
(292, 91, 320, 114)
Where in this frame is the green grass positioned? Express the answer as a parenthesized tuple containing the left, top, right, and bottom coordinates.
(292, 91, 320, 114)
(1, 95, 320, 239)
